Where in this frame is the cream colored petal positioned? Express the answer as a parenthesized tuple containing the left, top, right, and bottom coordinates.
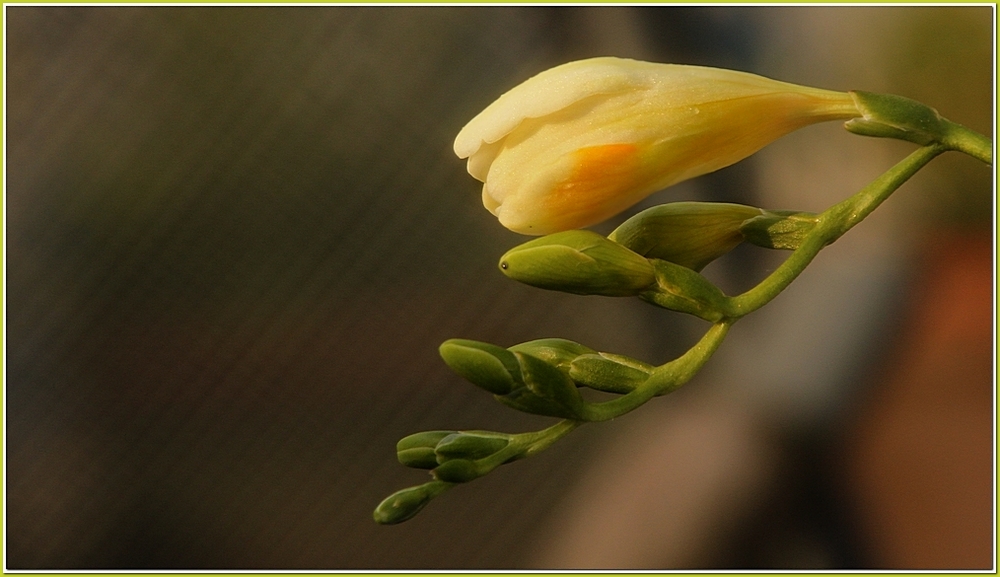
(453, 57, 651, 160)
(466, 139, 504, 182)
(481, 185, 501, 216)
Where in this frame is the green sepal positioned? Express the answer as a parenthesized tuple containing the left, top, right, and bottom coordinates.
(373, 481, 449, 525)
(432, 458, 480, 483)
(509, 338, 596, 372)
(515, 351, 584, 414)
(499, 230, 656, 296)
(739, 210, 818, 250)
(569, 352, 652, 394)
(639, 259, 730, 321)
(434, 431, 510, 463)
(494, 386, 579, 419)
(845, 91, 947, 146)
(609, 202, 762, 271)
(439, 339, 521, 395)
(396, 430, 456, 469)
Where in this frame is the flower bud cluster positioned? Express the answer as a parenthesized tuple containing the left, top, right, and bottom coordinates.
(496, 202, 824, 321)
(439, 337, 654, 419)
(396, 429, 512, 483)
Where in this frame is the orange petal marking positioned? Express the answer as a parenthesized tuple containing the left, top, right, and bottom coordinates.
(541, 143, 646, 228)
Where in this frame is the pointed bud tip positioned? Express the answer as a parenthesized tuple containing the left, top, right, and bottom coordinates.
(438, 339, 518, 395)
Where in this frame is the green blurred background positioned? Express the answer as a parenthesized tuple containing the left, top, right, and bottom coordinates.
(4, 6, 993, 569)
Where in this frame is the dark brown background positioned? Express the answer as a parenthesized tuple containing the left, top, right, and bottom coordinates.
(4, 5, 993, 569)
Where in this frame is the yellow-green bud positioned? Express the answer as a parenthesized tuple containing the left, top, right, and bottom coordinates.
(439, 339, 521, 395)
(397, 430, 456, 469)
(514, 351, 584, 415)
(740, 210, 818, 250)
(499, 230, 656, 296)
(373, 482, 447, 525)
(640, 259, 730, 321)
(609, 202, 763, 271)
(434, 432, 510, 463)
(508, 338, 596, 372)
(569, 352, 653, 394)
(494, 386, 580, 419)
(432, 458, 480, 483)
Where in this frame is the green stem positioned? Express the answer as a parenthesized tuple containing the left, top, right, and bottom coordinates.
(478, 419, 582, 472)
(940, 119, 993, 164)
(578, 321, 732, 421)
(726, 144, 945, 317)
(518, 419, 582, 457)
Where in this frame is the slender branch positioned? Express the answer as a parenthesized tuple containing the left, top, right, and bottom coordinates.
(577, 321, 732, 421)
(726, 144, 945, 318)
(940, 119, 993, 164)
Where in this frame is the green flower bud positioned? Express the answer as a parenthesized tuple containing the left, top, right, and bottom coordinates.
(508, 338, 596, 372)
(373, 482, 447, 525)
(569, 352, 653, 394)
(499, 230, 656, 296)
(609, 202, 763, 271)
(739, 210, 818, 250)
(432, 458, 480, 483)
(396, 430, 456, 469)
(494, 386, 580, 419)
(640, 259, 730, 322)
(845, 91, 946, 146)
(439, 339, 521, 395)
(516, 351, 584, 410)
(434, 431, 510, 463)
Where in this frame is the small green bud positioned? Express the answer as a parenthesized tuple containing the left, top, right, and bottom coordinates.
(569, 352, 653, 394)
(434, 431, 510, 462)
(639, 259, 730, 322)
(494, 386, 580, 419)
(432, 458, 480, 483)
(396, 430, 456, 469)
(439, 339, 521, 395)
(373, 482, 447, 525)
(499, 230, 656, 296)
(845, 91, 946, 146)
(515, 351, 583, 414)
(740, 210, 818, 250)
(509, 338, 596, 372)
(609, 202, 763, 271)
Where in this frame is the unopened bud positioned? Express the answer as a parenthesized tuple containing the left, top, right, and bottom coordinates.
(494, 386, 580, 419)
(434, 432, 510, 463)
(640, 259, 730, 321)
(432, 458, 480, 483)
(514, 351, 584, 414)
(509, 338, 596, 372)
(569, 352, 653, 394)
(499, 230, 656, 296)
(609, 202, 762, 271)
(396, 430, 456, 469)
(439, 339, 521, 395)
(373, 482, 447, 525)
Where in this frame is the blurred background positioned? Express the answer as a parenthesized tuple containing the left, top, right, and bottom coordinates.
(4, 5, 994, 570)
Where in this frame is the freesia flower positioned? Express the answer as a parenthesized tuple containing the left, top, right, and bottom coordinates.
(454, 57, 861, 235)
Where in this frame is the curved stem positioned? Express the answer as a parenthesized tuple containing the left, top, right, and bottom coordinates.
(517, 419, 582, 457)
(727, 144, 945, 317)
(578, 321, 732, 421)
(940, 119, 993, 164)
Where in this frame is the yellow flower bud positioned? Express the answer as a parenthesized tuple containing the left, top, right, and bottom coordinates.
(454, 57, 860, 235)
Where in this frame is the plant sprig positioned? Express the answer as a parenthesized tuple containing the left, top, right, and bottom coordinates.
(374, 88, 991, 525)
